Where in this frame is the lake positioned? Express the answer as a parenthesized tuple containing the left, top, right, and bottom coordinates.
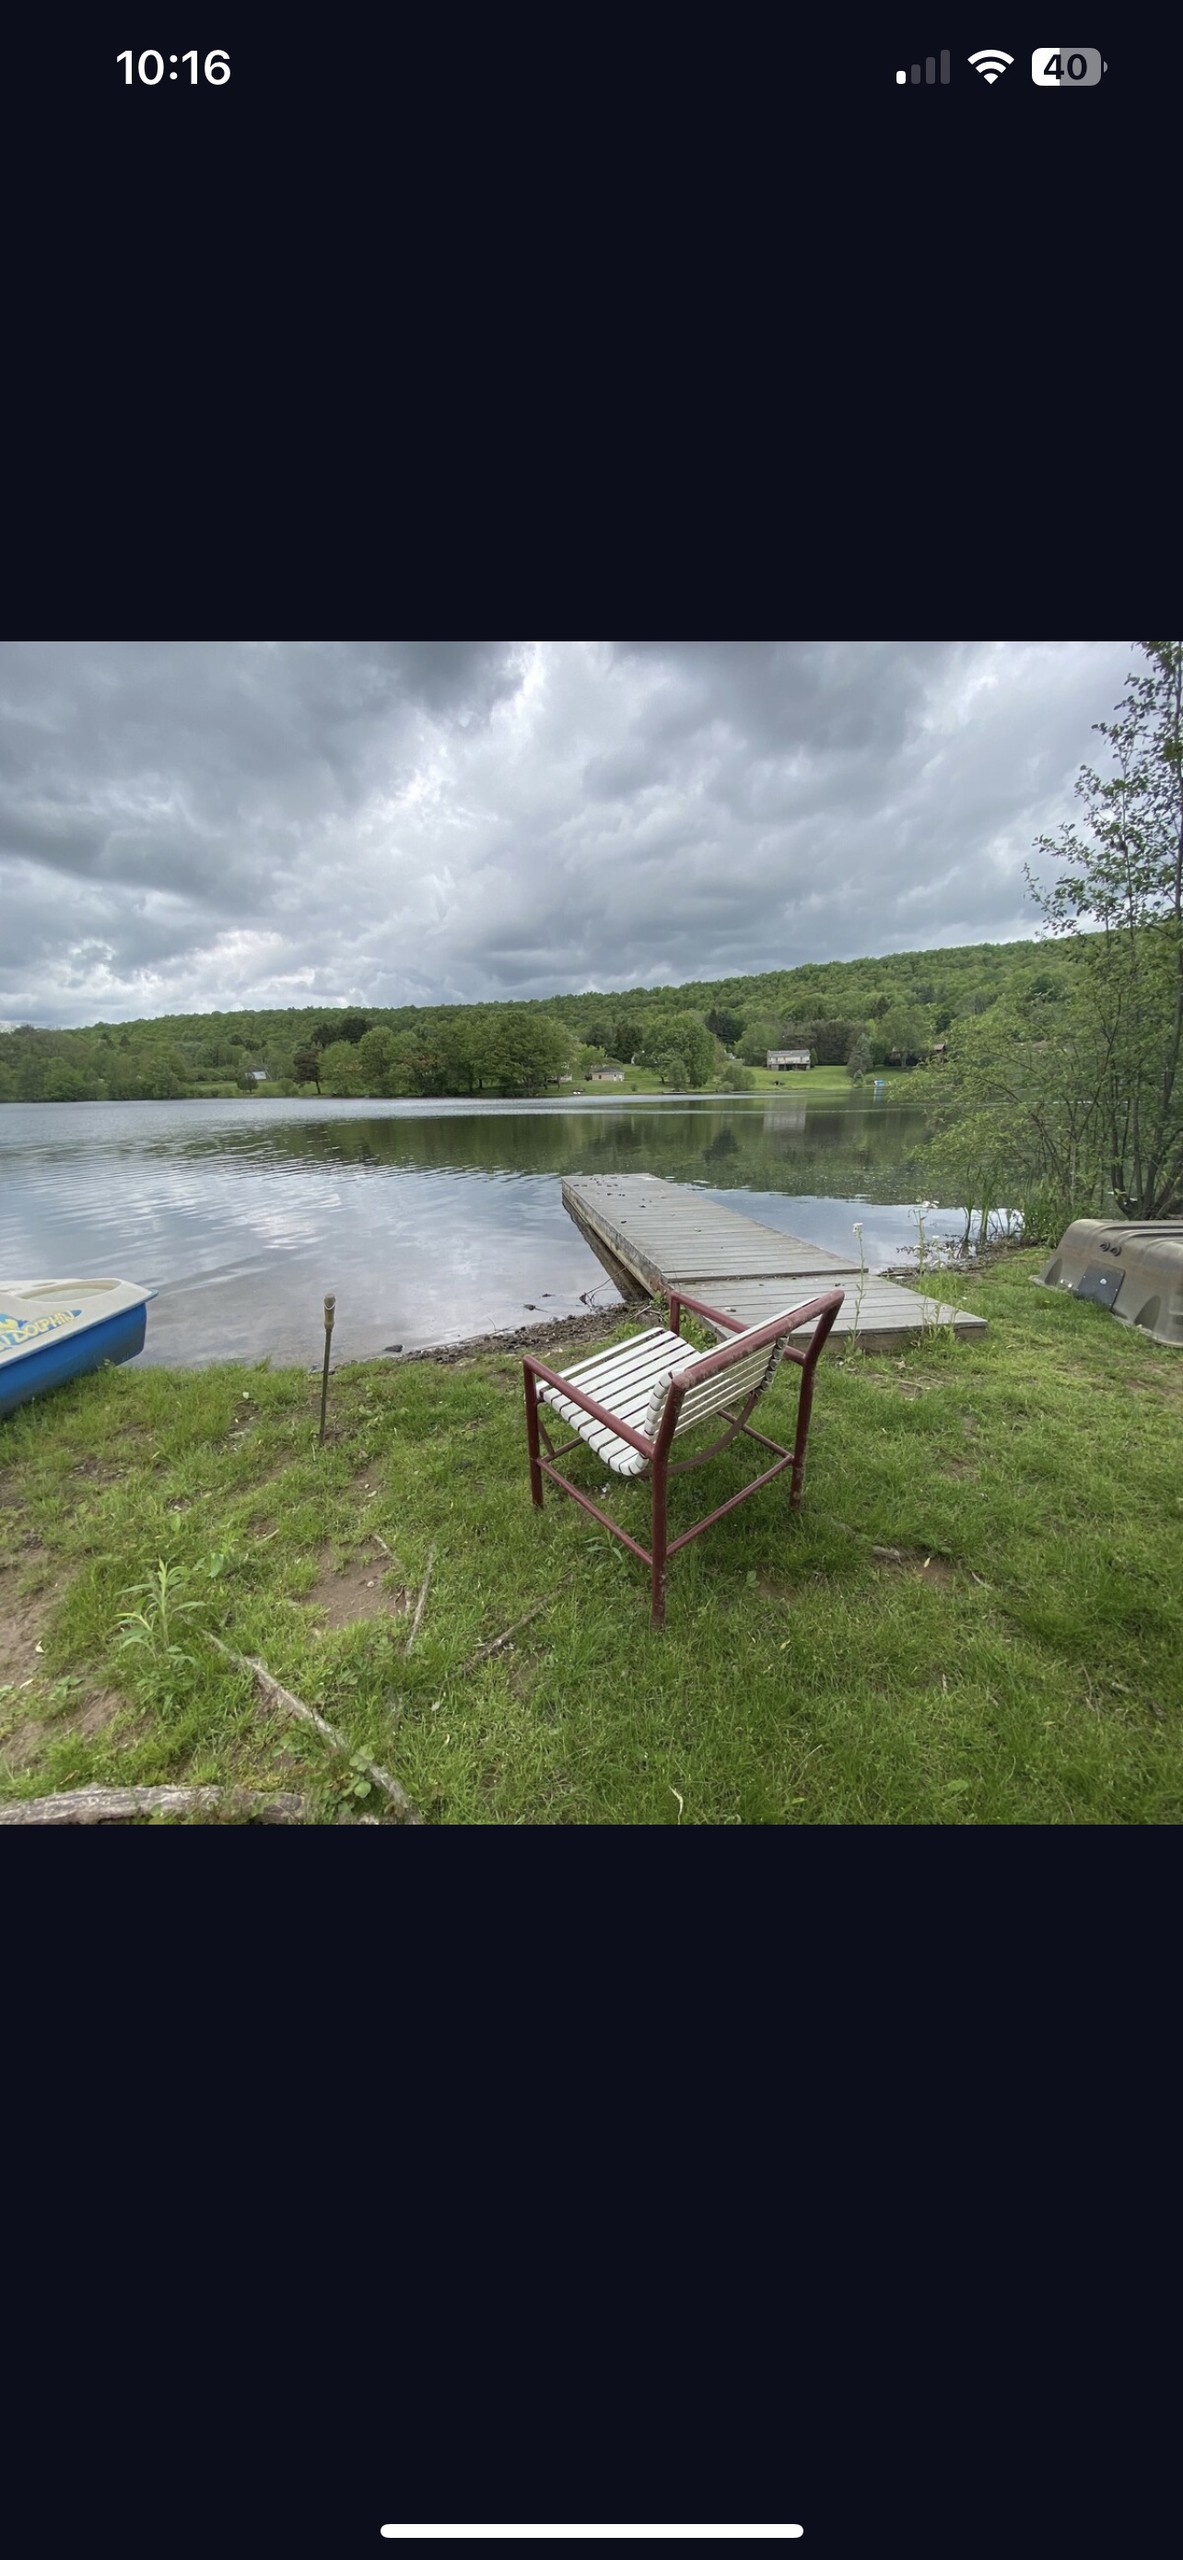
(0, 1093, 963, 1367)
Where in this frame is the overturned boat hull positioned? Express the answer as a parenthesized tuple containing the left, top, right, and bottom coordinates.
(1034, 1221, 1183, 1348)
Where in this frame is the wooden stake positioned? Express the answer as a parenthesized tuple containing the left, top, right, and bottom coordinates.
(318, 1292, 336, 1443)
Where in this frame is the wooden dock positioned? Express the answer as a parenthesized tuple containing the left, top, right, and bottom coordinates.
(562, 1174, 987, 1351)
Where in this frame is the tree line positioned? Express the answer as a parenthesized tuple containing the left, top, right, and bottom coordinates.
(0, 942, 1082, 1104)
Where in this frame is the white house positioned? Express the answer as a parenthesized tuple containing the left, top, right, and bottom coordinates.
(766, 1048, 811, 1072)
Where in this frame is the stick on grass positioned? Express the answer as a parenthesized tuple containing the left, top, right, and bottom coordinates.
(207, 1632, 424, 1823)
(403, 1545, 436, 1657)
(457, 1594, 556, 1675)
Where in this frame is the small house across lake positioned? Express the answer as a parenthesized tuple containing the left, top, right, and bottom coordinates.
(767, 1048, 811, 1071)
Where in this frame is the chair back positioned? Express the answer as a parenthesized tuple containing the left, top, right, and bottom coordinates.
(641, 1319, 790, 1442)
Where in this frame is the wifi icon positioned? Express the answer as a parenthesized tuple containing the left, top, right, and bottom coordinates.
(968, 48, 1014, 80)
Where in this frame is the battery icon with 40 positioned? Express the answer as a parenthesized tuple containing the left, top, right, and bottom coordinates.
(1032, 49, 1107, 84)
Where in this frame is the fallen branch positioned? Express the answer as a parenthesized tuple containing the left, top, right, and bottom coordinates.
(207, 1633, 424, 1824)
(835, 1518, 952, 1570)
(834, 1515, 903, 1558)
(0, 1784, 309, 1826)
(457, 1595, 556, 1676)
(834, 1519, 906, 1562)
(403, 1545, 436, 1657)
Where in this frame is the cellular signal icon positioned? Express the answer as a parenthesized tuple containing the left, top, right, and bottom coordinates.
(968, 48, 1014, 80)
(896, 51, 951, 82)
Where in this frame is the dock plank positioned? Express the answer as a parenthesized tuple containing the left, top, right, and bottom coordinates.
(562, 1174, 986, 1348)
(564, 1174, 863, 1276)
(677, 1274, 978, 1349)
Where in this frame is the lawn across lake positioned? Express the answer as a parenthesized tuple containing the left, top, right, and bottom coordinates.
(2, 1249, 1180, 1824)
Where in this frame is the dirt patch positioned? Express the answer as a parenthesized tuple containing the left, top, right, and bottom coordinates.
(1121, 1369, 1183, 1405)
(0, 1575, 54, 1685)
(0, 1683, 122, 1774)
(938, 1457, 979, 1479)
(2, 1718, 47, 1770)
(72, 1689, 123, 1738)
(302, 1553, 411, 1629)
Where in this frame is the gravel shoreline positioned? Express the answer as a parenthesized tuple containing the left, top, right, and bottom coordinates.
(388, 1300, 665, 1368)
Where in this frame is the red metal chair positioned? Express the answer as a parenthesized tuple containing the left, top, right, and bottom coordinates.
(523, 1287, 844, 1627)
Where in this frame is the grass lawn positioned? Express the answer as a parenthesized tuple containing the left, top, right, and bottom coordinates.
(558, 1067, 918, 1097)
(2, 1251, 1180, 1824)
(740, 1063, 917, 1094)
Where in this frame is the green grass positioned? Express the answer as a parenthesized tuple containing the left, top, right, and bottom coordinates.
(558, 1066, 919, 1098)
(2, 1253, 1180, 1823)
(742, 1063, 916, 1093)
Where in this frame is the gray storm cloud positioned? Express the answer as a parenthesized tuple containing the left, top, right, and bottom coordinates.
(0, 638, 1134, 1026)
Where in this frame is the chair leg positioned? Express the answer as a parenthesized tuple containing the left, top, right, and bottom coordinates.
(791, 1370, 816, 1506)
(524, 1374, 544, 1507)
(650, 1455, 669, 1628)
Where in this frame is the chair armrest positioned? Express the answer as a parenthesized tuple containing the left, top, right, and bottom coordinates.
(780, 1290, 845, 1371)
(669, 1288, 844, 1370)
(668, 1290, 748, 1337)
(522, 1355, 655, 1458)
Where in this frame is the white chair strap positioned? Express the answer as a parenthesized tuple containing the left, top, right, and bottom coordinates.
(642, 1332, 784, 1441)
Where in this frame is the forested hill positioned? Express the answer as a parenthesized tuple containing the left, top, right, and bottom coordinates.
(0, 933, 1084, 1101)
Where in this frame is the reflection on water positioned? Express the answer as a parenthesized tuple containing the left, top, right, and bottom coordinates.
(0, 1093, 963, 1368)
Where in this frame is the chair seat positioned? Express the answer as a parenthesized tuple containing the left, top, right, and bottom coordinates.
(537, 1327, 701, 1475)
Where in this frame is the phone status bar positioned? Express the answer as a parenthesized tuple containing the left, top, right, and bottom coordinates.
(895, 50, 1108, 85)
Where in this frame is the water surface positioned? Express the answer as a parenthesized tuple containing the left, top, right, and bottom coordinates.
(0, 1093, 961, 1367)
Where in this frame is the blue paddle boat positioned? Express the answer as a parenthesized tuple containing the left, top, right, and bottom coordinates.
(0, 1279, 157, 1418)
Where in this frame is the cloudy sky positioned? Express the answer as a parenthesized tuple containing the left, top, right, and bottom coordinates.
(0, 639, 1134, 1029)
